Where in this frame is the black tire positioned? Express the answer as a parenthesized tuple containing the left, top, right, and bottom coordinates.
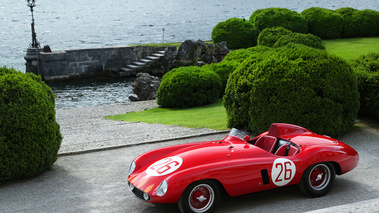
(298, 162, 336, 197)
(178, 180, 220, 213)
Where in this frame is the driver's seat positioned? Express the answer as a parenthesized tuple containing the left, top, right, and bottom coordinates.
(255, 135, 277, 153)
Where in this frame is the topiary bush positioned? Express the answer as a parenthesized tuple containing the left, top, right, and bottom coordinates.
(300, 7, 344, 39)
(257, 27, 292, 47)
(223, 44, 359, 137)
(212, 18, 258, 49)
(273, 32, 325, 50)
(335, 7, 360, 38)
(222, 46, 272, 64)
(157, 66, 221, 108)
(202, 61, 239, 97)
(349, 53, 379, 119)
(249, 8, 308, 33)
(336, 8, 379, 38)
(0, 66, 62, 183)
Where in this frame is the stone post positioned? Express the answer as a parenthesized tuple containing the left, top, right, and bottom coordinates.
(24, 47, 42, 75)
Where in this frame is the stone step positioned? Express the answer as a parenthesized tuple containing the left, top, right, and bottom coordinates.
(145, 56, 161, 60)
(139, 59, 153, 63)
(126, 64, 140, 69)
(120, 68, 133, 72)
(152, 53, 165, 57)
(133, 61, 147, 66)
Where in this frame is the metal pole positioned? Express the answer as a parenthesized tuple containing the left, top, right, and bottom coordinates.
(26, 0, 40, 48)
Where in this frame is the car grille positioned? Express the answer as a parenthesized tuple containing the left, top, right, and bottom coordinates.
(129, 182, 146, 201)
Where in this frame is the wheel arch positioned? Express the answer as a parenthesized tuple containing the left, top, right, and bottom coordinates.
(329, 161, 342, 175)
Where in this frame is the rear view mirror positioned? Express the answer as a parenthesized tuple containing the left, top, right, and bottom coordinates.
(244, 135, 251, 142)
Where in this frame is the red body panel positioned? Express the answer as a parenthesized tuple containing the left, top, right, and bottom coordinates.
(128, 123, 359, 203)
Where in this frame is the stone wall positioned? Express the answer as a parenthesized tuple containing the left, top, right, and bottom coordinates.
(25, 40, 229, 82)
(26, 46, 137, 81)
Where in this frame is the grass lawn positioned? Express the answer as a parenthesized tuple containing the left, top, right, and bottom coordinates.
(108, 37, 379, 130)
(106, 99, 228, 130)
(323, 37, 379, 60)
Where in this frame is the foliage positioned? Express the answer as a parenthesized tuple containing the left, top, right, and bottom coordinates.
(223, 44, 359, 137)
(301, 7, 344, 39)
(257, 27, 292, 47)
(349, 53, 379, 119)
(202, 61, 239, 97)
(249, 8, 308, 33)
(157, 66, 221, 108)
(273, 32, 325, 50)
(0, 66, 62, 183)
(336, 8, 379, 38)
(212, 18, 258, 49)
(222, 46, 272, 64)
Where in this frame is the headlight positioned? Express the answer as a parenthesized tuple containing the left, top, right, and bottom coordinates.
(143, 192, 150, 201)
(128, 182, 135, 191)
(128, 161, 136, 176)
(156, 180, 168, 196)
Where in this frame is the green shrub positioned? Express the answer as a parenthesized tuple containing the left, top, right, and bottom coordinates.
(222, 46, 272, 63)
(257, 27, 292, 47)
(349, 53, 379, 119)
(301, 7, 344, 39)
(335, 7, 360, 38)
(157, 66, 222, 108)
(273, 32, 325, 50)
(249, 8, 308, 33)
(202, 61, 239, 97)
(336, 8, 379, 38)
(223, 44, 359, 137)
(0, 67, 62, 183)
(212, 18, 258, 49)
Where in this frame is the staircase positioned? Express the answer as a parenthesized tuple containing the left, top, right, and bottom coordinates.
(107, 50, 165, 77)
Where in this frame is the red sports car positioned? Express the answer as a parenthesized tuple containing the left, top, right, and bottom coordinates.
(128, 123, 359, 213)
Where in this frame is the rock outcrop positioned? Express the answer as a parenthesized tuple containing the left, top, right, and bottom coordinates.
(129, 73, 161, 101)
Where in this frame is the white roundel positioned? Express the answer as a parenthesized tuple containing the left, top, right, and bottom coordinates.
(146, 156, 183, 176)
(271, 158, 296, 186)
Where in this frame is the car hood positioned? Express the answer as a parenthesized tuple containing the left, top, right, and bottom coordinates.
(128, 139, 243, 192)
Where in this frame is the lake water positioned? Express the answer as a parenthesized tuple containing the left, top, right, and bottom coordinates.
(1, 0, 378, 109)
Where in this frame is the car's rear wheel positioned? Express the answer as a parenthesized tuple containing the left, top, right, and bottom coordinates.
(299, 162, 336, 197)
(178, 180, 220, 213)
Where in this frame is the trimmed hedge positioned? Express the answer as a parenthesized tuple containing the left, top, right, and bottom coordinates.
(257, 27, 292, 47)
(212, 18, 258, 49)
(222, 46, 272, 64)
(157, 66, 221, 108)
(273, 33, 325, 50)
(249, 8, 308, 33)
(336, 8, 379, 37)
(223, 44, 359, 137)
(300, 7, 344, 39)
(202, 61, 239, 97)
(349, 53, 379, 119)
(0, 67, 62, 183)
(335, 7, 360, 38)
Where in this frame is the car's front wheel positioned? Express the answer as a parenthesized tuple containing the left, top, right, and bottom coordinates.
(299, 162, 336, 197)
(178, 180, 220, 213)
